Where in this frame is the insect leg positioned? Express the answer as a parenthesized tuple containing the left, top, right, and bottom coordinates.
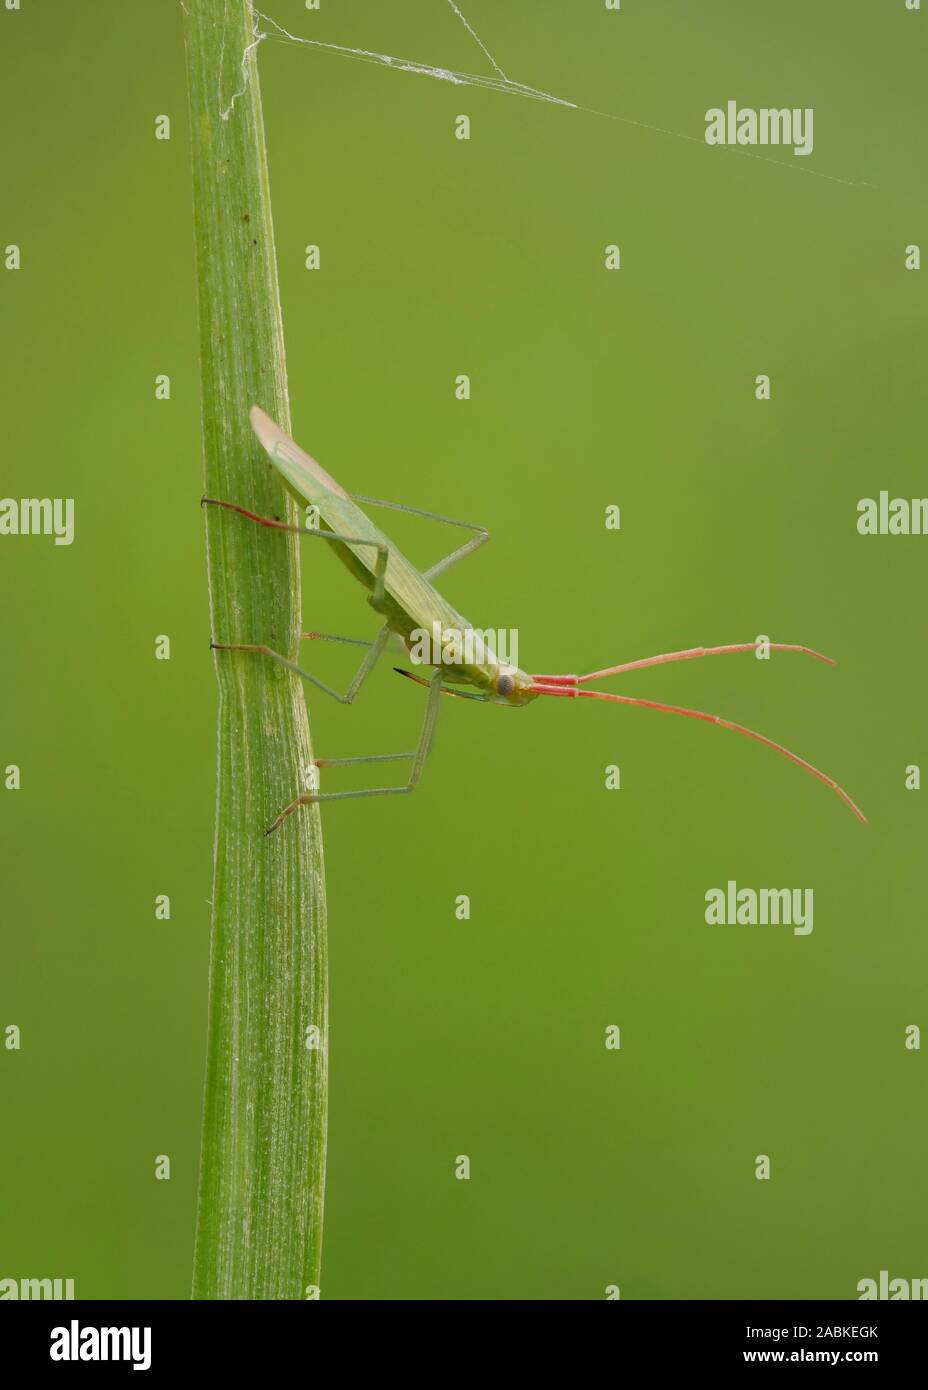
(423, 529, 490, 581)
(202, 496, 390, 606)
(348, 491, 490, 581)
(300, 631, 373, 647)
(205, 497, 393, 699)
(265, 668, 444, 833)
(211, 623, 392, 705)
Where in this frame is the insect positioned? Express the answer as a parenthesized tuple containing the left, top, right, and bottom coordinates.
(203, 407, 866, 834)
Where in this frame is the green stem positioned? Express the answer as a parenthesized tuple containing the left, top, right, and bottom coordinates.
(183, 0, 328, 1300)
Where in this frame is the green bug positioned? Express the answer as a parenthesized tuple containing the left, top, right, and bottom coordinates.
(203, 407, 866, 833)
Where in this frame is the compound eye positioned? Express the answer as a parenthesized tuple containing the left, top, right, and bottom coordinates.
(497, 674, 514, 696)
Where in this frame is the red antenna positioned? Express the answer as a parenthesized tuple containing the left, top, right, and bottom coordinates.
(529, 643, 866, 823)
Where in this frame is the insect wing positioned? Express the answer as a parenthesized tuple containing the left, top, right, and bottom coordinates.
(250, 405, 349, 504)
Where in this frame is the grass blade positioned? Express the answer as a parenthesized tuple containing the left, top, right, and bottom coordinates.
(183, 0, 328, 1300)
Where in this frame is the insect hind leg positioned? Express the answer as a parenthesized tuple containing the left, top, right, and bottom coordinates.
(204, 495, 394, 700)
(346, 491, 490, 581)
(202, 496, 389, 606)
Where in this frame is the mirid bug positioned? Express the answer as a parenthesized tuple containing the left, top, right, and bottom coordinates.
(203, 407, 866, 834)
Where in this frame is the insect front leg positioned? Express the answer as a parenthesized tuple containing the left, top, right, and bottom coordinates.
(265, 668, 444, 834)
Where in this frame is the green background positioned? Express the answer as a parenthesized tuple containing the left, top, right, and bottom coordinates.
(1, 0, 925, 1300)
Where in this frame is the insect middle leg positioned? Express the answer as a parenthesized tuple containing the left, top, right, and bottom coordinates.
(265, 667, 444, 834)
(212, 624, 395, 705)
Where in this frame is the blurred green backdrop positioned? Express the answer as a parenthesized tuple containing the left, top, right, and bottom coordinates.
(1, 0, 925, 1300)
